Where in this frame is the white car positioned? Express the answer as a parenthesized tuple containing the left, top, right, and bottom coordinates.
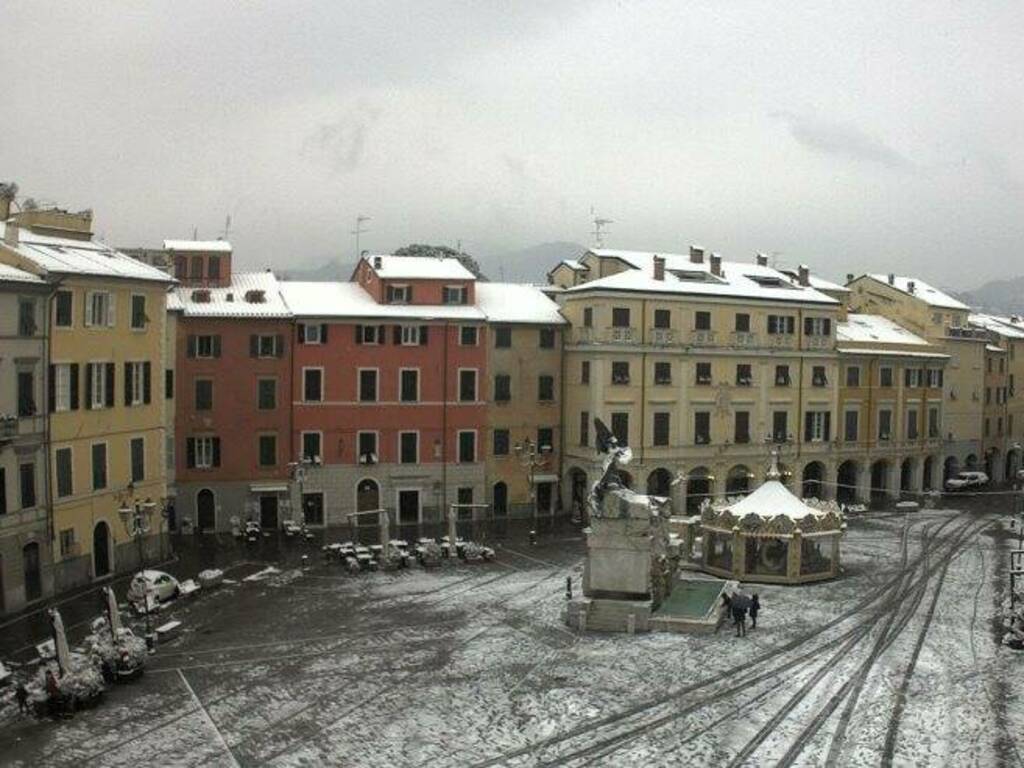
(945, 471, 989, 491)
(127, 570, 180, 603)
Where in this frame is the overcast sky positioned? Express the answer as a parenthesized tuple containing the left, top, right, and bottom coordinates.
(3, 1, 1021, 286)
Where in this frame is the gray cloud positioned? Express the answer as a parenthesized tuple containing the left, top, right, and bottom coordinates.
(774, 112, 915, 171)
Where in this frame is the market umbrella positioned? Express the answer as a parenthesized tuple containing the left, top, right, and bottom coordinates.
(49, 608, 71, 676)
(105, 585, 123, 636)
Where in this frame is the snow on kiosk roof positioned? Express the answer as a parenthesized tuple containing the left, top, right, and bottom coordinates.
(361, 254, 475, 281)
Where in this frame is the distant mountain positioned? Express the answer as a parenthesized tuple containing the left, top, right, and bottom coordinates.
(954, 277, 1024, 316)
(279, 258, 354, 282)
(478, 241, 587, 283)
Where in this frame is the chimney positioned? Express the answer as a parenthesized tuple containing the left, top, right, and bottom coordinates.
(755, 252, 769, 267)
(4, 221, 18, 247)
(710, 253, 722, 277)
(907, 280, 915, 294)
(846, 273, 854, 283)
(373, 255, 382, 270)
(653, 255, 665, 281)
(689, 245, 704, 264)
(887, 273, 895, 286)
(798, 264, 810, 287)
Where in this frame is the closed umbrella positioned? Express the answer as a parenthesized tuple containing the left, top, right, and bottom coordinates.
(105, 585, 123, 636)
(49, 608, 71, 676)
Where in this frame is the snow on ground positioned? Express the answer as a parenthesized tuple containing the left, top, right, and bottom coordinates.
(2, 507, 1023, 767)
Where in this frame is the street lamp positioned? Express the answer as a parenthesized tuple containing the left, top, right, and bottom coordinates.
(288, 456, 320, 526)
(514, 438, 551, 519)
(118, 496, 159, 638)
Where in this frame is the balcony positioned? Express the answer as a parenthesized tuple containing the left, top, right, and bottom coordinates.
(767, 334, 796, 350)
(806, 337, 832, 350)
(0, 416, 17, 442)
(607, 326, 638, 344)
(651, 328, 677, 345)
(731, 331, 758, 348)
(690, 330, 717, 347)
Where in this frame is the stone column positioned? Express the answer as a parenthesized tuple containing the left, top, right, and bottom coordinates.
(671, 476, 685, 517)
(789, 529, 802, 581)
(856, 462, 871, 503)
(732, 526, 743, 579)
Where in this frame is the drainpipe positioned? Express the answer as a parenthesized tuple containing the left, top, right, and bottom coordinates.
(640, 299, 647, 468)
(796, 308, 804, 460)
(43, 279, 60, 559)
(441, 320, 449, 518)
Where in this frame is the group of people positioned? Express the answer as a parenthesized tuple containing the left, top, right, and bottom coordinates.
(722, 590, 761, 637)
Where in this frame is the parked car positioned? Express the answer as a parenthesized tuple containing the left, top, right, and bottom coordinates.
(127, 570, 180, 603)
(945, 471, 989, 491)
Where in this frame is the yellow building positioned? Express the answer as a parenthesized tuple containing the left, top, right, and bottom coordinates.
(847, 274, 987, 481)
(0, 210, 173, 590)
(969, 313, 1024, 481)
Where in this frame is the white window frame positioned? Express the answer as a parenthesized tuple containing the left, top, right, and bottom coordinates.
(357, 431, 379, 465)
(389, 284, 410, 304)
(399, 368, 420, 403)
(808, 412, 827, 442)
(304, 324, 323, 344)
(400, 325, 420, 345)
(54, 363, 71, 412)
(398, 431, 419, 464)
(129, 361, 144, 406)
(444, 285, 466, 305)
(879, 366, 894, 387)
(458, 368, 478, 403)
(90, 361, 107, 409)
(878, 408, 893, 441)
(302, 367, 324, 403)
(358, 367, 379, 402)
(301, 430, 323, 462)
(54, 290, 73, 328)
(459, 326, 479, 346)
(257, 334, 278, 358)
(194, 436, 215, 469)
(358, 325, 379, 345)
(843, 407, 860, 442)
(395, 488, 422, 524)
(457, 429, 477, 463)
(85, 291, 114, 328)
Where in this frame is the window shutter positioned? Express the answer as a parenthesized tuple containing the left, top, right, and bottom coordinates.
(804, 414, 813, 442)
(250, 335, 259, 357)
(212, 335, 222, 358)
(824, 412, 831, 441)
(84, 293, 93, 327)
(186, 438, 196, 468)
(904, 369, 911, 387)
(393, 326, 401, 345)
(106, 293, 116, 327)
(804, 317, 813, 335)
(823, 318, 831, 336)
(69, 364, 79, 410)
(105, 363, 115, 407)
(407, 286, 414, 303)
(320, 324, 328, 343)
(48, 365, 56, 413)
(85, 364, 93, 410)
(275, 335, 285, 358)
(124, 363, 132, 406)
(187, 335, 197, 358)
(355, 325, 363, 344)
(377, 325, 385, 342)
(143, 362, 152, 404)
(212, 437, 221, 467)
(787, 316, 795, 334)
(420, 325, 428, 345)
(298, 323, 306, 343)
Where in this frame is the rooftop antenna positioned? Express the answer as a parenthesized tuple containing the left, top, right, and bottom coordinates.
(590, 207, 613, 248)
(192, 225, 198, 240)
(222, 214, 232, 241)
(352, 214, 371, 259)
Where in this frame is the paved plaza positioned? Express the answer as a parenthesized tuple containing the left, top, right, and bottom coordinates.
(2, 507, 1023, 766)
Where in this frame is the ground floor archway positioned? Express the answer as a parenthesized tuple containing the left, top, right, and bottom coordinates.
(802, 462, 826, 499)
(837, 461, 859, 504)
(93, 521, 112, 578)
(944, 456, 959, 483)
(196, 488, 216, 531)
(686, 467, 713, 515)
(871, 460, 890, 504)
(357, 478, 380, 512)
(646, 468, 673, 498)
(725, 465, 752, 497)
(900, 458, 915, 494)
(922, 456, 935, 491)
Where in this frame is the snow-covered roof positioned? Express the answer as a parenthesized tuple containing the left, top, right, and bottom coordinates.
(863, 274, 968, 310)
(778, 268, 849, 293)
(166, 290, 184, 312)
(163, 240, 233, 253)
(363, 254, 475, 281)
(836, 347, 949, 359)
(970, 313, 1024, 340)
(0, 263, 45, 285)
(174, 271, 291, 318)
(567, 249, 838, 305)
(548, 259, 588, 275)
(837, 314, 929, 346)
(0, 222, 173, 284)
(475, 283, 566, 325)
(986, 344, 1006, 353)
(280, 281, 485, 321)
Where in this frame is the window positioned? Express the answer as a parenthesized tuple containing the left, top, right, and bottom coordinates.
(775, 365, 791, 386)
(186, 436, 220, 468)
(804, 317, 832, 336)
(492, 429, 509, 457)
(735, 411, 750, 444)
(130, 437, 145, 482)
(494, 374, 511, 402)
(190, 256, 203, 278)
(400, 369, 419, 402)
(611, 361, 630, 385)
(359, 369, 378, 402)
(301, 432, 321, 462)
(694, 411, 710, 444)
(258, 378, 277, 410)
(304, 369, 323, 402)
(359, 324, 389, 345)
(846, 366, 860, 387)
(539, 328, 556, 348)
(386, 284, 410, 304)
(927, 369, 944, 388)
(458, 431, 476, 462)
(208, 255, 221, 279)
(253, 334, 280, 358)
(254, 434, 276, 468)
(804, 411, 831, 442)
(580, 411, 590, 446)
(19, 463, 35, 509)
(165, 369, 174, 400)
(131, 295, 147, 329)
(985, 387, 991, 405)
(191, 334, 220, 359)
(928, 407, 940, 438)
(358, 432, 378, 464)
(611, 412, 629, 445)
(459, 369, 477, 402)
(880, 367, 893, 387)
(537, 427, 554, 452)
(987, 358, 993, 373)
(695, 311, 711, 331)
(581, 361, 590, 384)
(735, 313, 750, 332)
(878, 409, 892, 440)
(303, 323, 326, 344)
(653, 309, 670, 329)
(611, 307, 630, 328)
(985, 418, 991, 437)
(17, 371, 35, 417)
(772, 411, 788, 442)
(125, 361, 150, 406)
(844, 410, 859, 441)
(696, 362, 712, 385)
(904, 368, 922, 388)
(907, 410, 919, 440)
(460, 326, 478, 346)
(653, 412, 670, 446)
(654, 362, 671, 385)
(18, 299, 36, 336)
(812, 366, 828, 387)
(195, 379, 213, 411)
(55, 448, 73, 498)
(55, 290, 72, 327)
(399, 431, 419, 463)
(767, 315, 795, 334)
(59, 528, 75, 557)
(86, 362, 114, 409)
(443, 285, 466, 304)
(538, 375, 555, 402)
(582, 307, 593, 328)
(495, 327, 512, 347)
(0, 468, 5, 515)
(85, 291, 112, 327)
(735, 364, 752, 386)
(400, 325, 421, 345)
(91, 443, 107, 490)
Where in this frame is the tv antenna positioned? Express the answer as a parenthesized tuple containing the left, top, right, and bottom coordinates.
(590, 207, 613, 248)
(352, 214, 371, 258)
(222, 214, 232, 240)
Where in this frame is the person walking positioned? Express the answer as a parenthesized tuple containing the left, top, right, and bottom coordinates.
(732, 601, 747, 637)
(750, 594, 761, 630)
(15, 683, 29, 714)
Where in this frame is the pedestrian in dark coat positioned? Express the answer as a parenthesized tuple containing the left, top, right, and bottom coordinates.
(15, 683, 29, 714)
(750, 594, 761, 629)
(732, 603, 747, 637)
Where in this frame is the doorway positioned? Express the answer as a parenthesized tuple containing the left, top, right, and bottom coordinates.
(398, 490, 420, 524)
(23, 542, 42, 602)
(196, 489, 216, 531)
(536, 482, 553, 516)
(93, 521, 112, 578)
(259, 495, 279, 529)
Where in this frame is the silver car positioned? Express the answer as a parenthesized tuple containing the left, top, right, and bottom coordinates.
(127, 570, 180, 603)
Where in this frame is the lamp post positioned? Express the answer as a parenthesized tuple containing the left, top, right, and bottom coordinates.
(288, 456, 317, 526)
(118, 497, 159, 638)
(514, 438, 551, 520)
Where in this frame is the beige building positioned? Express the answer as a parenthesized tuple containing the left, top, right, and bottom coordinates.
(0, 263, 53, 615)
(968, 313, 1024, 481)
